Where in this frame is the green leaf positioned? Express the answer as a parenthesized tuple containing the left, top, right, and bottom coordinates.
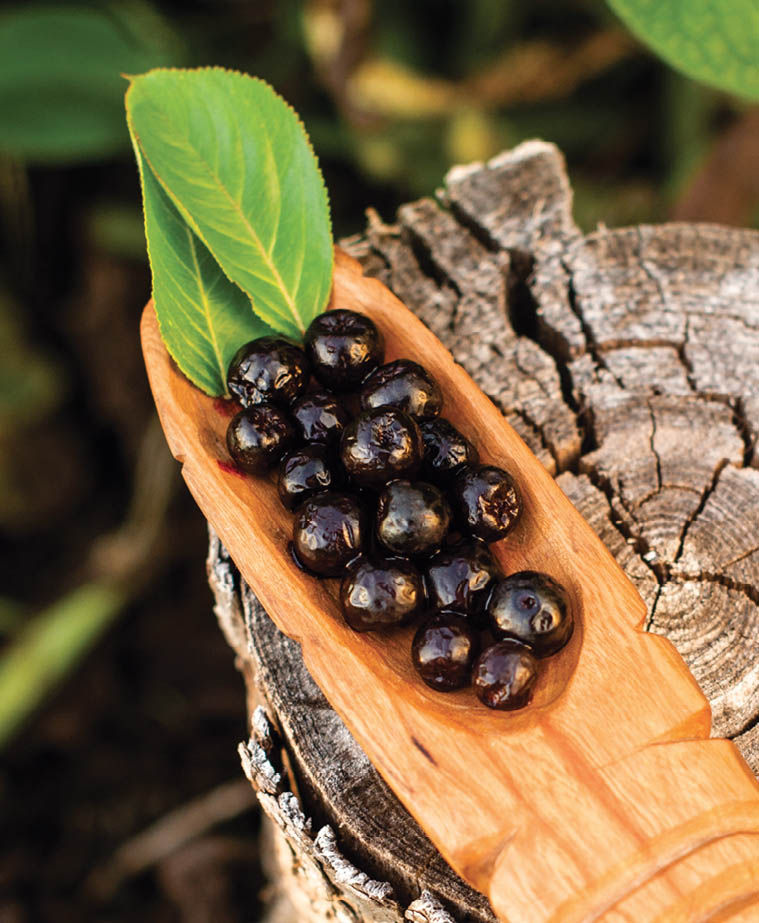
(126, 68, 333, 340)
(606, 0, 759, 100)
(135, 145, 273, 396)
(0, 3, 184, 163)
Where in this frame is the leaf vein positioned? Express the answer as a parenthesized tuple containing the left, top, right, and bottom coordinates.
(185, 227, 226, 382)
(168, 139, 303, 332)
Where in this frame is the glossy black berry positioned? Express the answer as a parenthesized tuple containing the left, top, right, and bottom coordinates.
(360, 359, 443, 421)
(227, 337, 310, 407)
(425, 539, 500, 616)
(420, 418, 479, 484)
(472, 641, 537, 710)
(486, 571, 572, 657)
(278, 445, 341, 511)
(292, 492, 366, 576)
(376, 480, 451, 558)
(291, 391, 349, 448)
(304, 309, 384, 392)
(451, 465, 522, 542)
(340, 558, 424, 631)
(340, 408, 423, 489)
(226, 404, 296, 473)
(412, 612, 478, 692)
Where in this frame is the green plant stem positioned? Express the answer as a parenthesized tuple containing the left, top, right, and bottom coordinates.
(0, 582, 126, 748)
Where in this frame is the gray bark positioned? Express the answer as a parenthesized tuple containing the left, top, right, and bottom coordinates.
(207, 140, 759, 921)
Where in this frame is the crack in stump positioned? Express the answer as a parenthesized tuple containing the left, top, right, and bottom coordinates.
(442, 196, 503, 255)
(646, 582, 665, 632)
(672, 459, 731, 567)
(582, 464, 668, 592)
(560, 258, 625, 390)
(733, 397, 757, 468)
(646, 400, 663, 497)
(677, 314, 698, 393)
(505, 252, 583, 427)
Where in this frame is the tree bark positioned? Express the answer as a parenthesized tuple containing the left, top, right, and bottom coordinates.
(207, 140, 759, 921)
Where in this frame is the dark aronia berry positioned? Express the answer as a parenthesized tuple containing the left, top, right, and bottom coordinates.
(412, 612, 479, 692)
(376, 480, 451, 558)
(292, 492, 366, 576)
(227, 336, 310, 407)
(340, 558, 424, 631)
(472, 641, 537, 710)
(341, 408, 423, 489)
(304, 309, 384, 392)
(278, 445, 340, 511)
(226, 404, 296, 473)
(360, 359, 443, 421)
(425, 538, 500, 616)
(420, 418, 479, 484)
(452, 465, 522, 542)
(486, 571, 572, 658)
(291, 391, 349, 448)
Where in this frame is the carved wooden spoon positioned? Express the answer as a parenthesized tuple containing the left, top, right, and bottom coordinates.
(141, 247, 759, 923)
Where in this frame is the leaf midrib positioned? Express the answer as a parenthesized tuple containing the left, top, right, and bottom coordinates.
(134, 128, 305, 334)
(185, 225, 226, 386)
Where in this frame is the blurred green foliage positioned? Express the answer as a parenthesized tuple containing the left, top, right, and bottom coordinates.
(0, 1, 753, 234)
(0, 2, 184, 162)
(0, 582, 125, 747)
(0, 290, 65, 431)
(0, 288, 69, 532)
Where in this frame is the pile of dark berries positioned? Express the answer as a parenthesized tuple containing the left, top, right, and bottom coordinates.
(224, 308, 573, 710)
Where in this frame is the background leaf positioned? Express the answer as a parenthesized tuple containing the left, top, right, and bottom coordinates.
(126, 68, 333, 340)
(135, 146, 273, 396)
(0, 3, 184, 162)
(606, 0, 759, 100)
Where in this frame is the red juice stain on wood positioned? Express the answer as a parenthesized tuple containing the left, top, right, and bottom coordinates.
(214, 397, 242, 418)
(217, 459, 247, 479)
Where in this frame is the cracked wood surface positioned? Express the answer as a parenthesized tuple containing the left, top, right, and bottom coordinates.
(207, 141, 759, 921)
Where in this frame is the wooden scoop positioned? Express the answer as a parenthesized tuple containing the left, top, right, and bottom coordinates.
(141, 247, 759, 922)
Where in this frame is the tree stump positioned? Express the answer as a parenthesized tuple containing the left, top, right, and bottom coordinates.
(206, 141, 759, 922)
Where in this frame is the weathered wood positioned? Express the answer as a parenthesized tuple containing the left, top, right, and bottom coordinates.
(198, 142, 759, 920)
